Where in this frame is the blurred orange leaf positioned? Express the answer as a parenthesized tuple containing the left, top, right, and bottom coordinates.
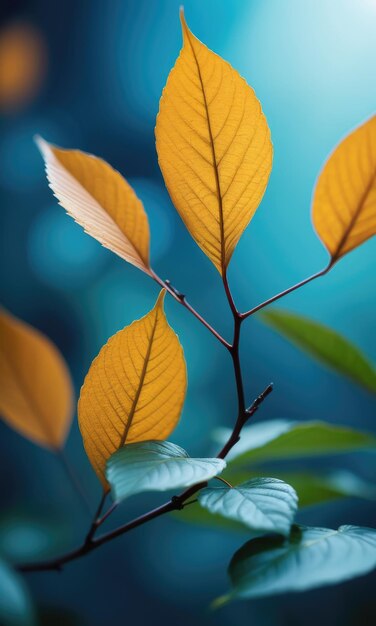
(0, 22, 46, 112)
(0, 309, 73, 449)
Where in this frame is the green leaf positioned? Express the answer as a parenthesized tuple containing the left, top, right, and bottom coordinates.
(279, 470, 376, 507)
(198, 479, 297, 536)
(214, 420, 376, 466)
(0, 559, 35, 626)
(106, 440, 226, 502)
(260, 309, 376, 392)
(225, 470, 376, 508)
(173, 470, 376, 533)
(221, 524, 376, 602)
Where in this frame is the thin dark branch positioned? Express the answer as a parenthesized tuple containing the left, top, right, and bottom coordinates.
(216, 382, 273, 460)
(84, 491, 107, 544)
(240, 264, 332, 319)
(151, 271, 231, 349)
(18, 383, 273, 574)
(246, 383, 274, 416)
(183, 498, 198, 507)
(96, 502, 118, 527)
(55, 448, 93, 517)
(220, 269, 247, 461)
(18, 264, 274, 574)
(229, 316, 245, 416)
(223, 270, 239, 317)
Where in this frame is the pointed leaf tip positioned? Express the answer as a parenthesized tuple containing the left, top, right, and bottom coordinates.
(179, 7, 188, 36)
(155, 288, 167, 310)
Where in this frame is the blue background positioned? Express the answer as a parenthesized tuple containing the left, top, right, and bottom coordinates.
(0, 0, 375, 624)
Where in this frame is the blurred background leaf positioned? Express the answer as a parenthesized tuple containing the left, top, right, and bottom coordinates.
(214, 420, 376, 465)
(0, 309, 74, 449)
(260, 310, 376, 392)
(0, 511, 71, 565)
(0, 558, 35, 626)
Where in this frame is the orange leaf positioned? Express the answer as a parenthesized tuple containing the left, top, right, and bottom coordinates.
(36, 137, 152, 274)
(78, 291, 187, 485)
(0, 309, 73, 449)
(156, 10, 272, 275)
(313, 116, 376, 261)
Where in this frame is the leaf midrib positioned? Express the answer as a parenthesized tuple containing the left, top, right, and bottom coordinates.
(333, 164, 376, 260)
(119, 309, 159, 447)
(184, 27, 226, 273)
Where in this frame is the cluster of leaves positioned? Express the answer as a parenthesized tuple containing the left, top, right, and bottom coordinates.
(0, 9, 376, 622)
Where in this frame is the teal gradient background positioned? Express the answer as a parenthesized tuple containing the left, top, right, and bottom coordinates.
(0, 0, 375, 624)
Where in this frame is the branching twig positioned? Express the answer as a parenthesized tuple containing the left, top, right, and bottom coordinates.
(18, 381, 273, 573)
(84, 491, 107, 544)
(18, 267, 278, 574)
(240, 264, 332, 319)
(151, 270, 231, 349)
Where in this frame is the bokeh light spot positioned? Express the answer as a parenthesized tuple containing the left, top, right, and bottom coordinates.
(28, 207, 106, 290)
(0, 22, 47, 113)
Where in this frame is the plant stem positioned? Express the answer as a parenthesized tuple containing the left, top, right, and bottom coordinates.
(223, 271, 239, 317)
(18, 381, 273, 574)
(55, 448, 93, 517)
(19, 266, 275, 574)
(218, 269, 247, 459)
(214, 476, 233, 488)
(84, 491, 107, 544)
(96, 502, 118, 527)
(240, 264, 332, 319)
(151, 270, 231, 349)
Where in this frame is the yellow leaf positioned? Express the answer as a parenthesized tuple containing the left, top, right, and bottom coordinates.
(36, 137, 151, 275)
(313, 115, 376, 261)
(78, 290, 187, 485)
(0, 309, 73, 449)
(155, 10, 272, 275)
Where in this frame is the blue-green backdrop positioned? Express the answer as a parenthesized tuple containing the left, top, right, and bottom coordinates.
(0, 0, 375, 624)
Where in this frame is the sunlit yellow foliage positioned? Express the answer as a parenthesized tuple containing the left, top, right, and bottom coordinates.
(0, 309, 73, 449)
(155, 10, 272, 275)
(78, 290, 187, 485)
(36, 137, 151, 275)
(313, 115, 376, 261)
